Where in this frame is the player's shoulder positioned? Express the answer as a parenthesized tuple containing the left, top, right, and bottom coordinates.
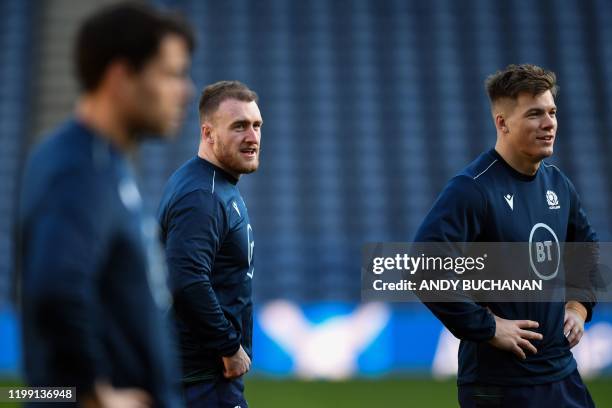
(27, 119, 117, 179)
(20, 120, 120, 220)
(162, 157, 218, 206)
(459, 149, 501, 182)
(541, 160, 575, 195)
(164, 157, 242, 207)
(541, 160, 569, 181)
(440, 149, 499, 197)
(23, 119, 119, 196)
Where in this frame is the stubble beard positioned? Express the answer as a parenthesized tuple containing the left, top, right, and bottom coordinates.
(214, 139, 259, 175)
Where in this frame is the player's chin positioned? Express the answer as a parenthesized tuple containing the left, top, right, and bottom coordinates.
(532, 146, 554, 160)
(540, 146, 554, 158)
(238, 159, 259, 174)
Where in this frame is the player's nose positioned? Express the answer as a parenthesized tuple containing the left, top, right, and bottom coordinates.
(244, 126, 259, 143)
(540, 113, 556, 130)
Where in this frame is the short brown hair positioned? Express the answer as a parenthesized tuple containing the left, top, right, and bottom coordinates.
(485, 64, 558, 103)
(198, 81, 258, 122)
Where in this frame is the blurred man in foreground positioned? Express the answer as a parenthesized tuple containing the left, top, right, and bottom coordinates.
(158, 81, 262, 407)
(414, 64, 596, 407)
(17, 3, 194, 406)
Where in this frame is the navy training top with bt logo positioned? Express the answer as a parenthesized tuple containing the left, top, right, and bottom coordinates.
(414, 148, 597, 386)
(158, 157, 254, 383)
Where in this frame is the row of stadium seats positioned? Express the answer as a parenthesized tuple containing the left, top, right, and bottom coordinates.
(1, 0, 611, 305)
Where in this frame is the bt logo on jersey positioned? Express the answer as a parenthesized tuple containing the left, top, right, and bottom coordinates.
(534, 241, 554, 262)
(528, 223, 560, 280)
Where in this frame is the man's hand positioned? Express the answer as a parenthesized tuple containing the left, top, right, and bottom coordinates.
(81, 381, 151, 408)
(487, 314, 543, 360)
(564, 301, 587, 348)
(222, 345, 251, 379)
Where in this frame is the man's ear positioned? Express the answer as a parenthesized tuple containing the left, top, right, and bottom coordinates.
(201, 122, 214, 144)
(492, 98, 515, 134)
(103, 60, 134, 96)
(495, 113, 509, 134)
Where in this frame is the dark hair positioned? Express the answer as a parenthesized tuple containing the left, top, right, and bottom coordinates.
(485, 64, 558, 103)
(75, 2, 195, 91)
(199, 81, 258, 122)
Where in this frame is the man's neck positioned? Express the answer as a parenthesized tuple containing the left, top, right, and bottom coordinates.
(197, 147, 240, 179)
(75, 95, 135, 152)
(494, 140, 541, 176)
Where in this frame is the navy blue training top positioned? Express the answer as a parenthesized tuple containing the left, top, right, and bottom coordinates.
(158, 157, 254, 383)
(414, 148, 597, 386)
(17, 119, 181, 406)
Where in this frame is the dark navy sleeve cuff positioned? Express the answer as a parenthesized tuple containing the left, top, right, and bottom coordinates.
(579, 301, 594, 323)
(219, 334, 242, 357)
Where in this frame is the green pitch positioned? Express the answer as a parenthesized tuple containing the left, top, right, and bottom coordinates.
(0, 377, 610, 407)
(245, 377, 612, 408)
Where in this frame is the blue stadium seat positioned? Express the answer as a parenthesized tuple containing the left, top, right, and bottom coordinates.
(3, 0, 612, 305)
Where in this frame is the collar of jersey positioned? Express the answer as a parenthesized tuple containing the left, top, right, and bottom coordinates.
(489, 148, 538, 182)
(196, 156, 239, 185)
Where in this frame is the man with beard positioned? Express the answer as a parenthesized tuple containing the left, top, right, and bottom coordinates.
(158, 81, 262, 407)
(17, 3, 194, 407)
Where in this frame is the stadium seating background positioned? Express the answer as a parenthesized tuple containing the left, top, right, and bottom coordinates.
(1, 0, 611, 379)
(147, 0, 612, 303)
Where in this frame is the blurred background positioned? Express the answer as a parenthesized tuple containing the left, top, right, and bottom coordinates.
(1, 0, 611, 406)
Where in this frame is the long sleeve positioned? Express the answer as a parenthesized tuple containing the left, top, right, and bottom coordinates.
(163, 189, 241, 356)
(414, 175, 496, 342)
(565, 179, 598, 322)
